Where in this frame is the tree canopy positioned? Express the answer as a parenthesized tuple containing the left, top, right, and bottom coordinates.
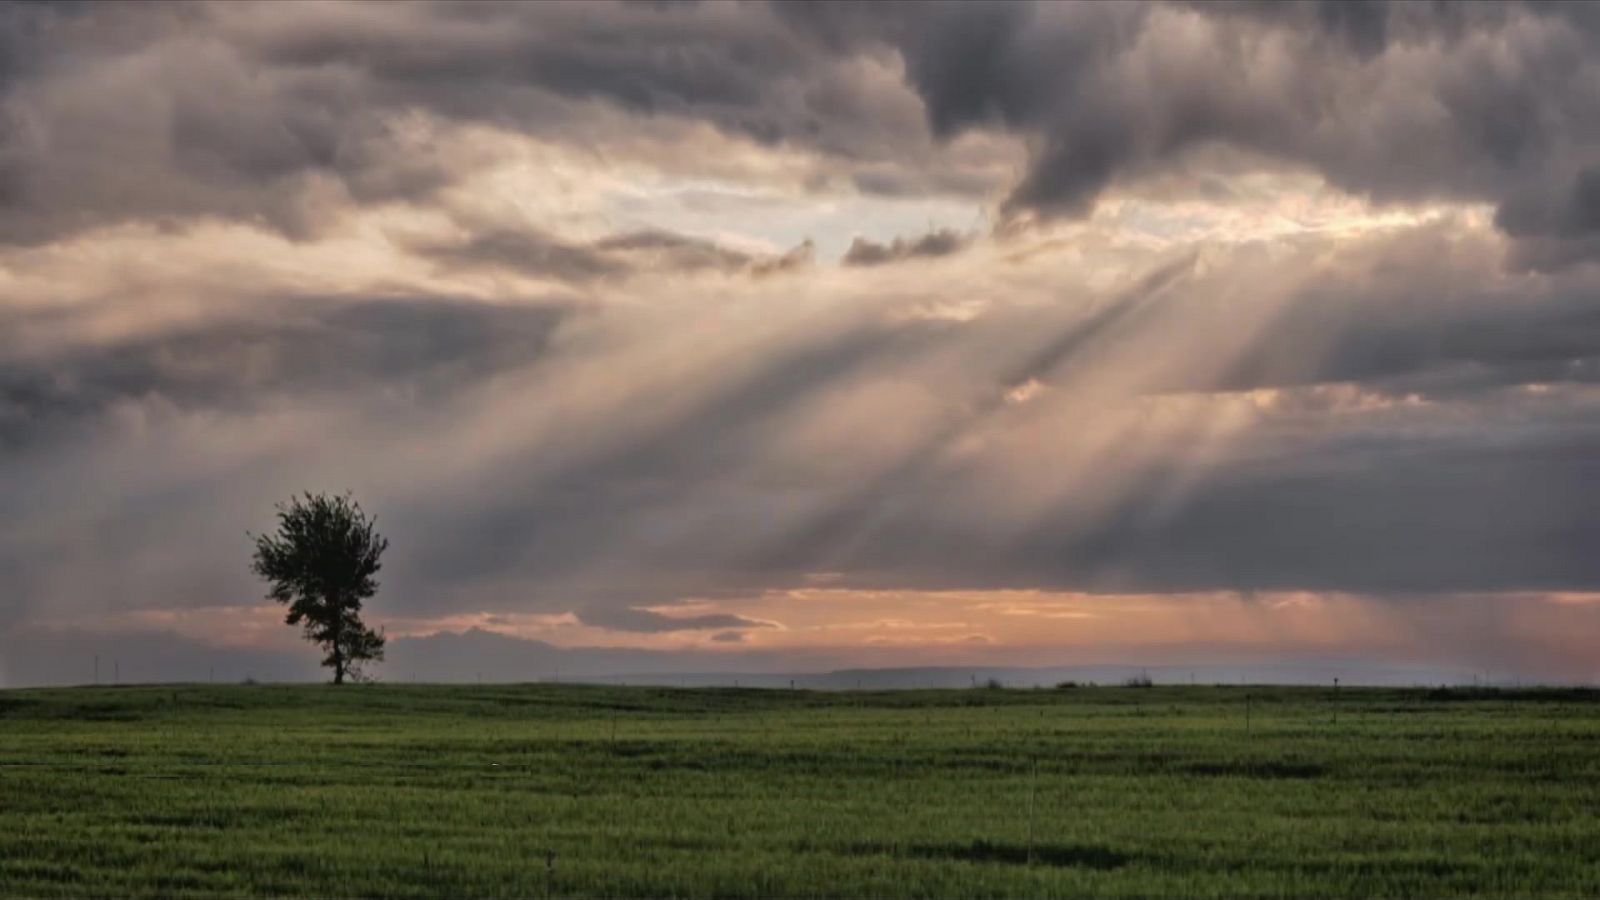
(250, 492, 388, 684)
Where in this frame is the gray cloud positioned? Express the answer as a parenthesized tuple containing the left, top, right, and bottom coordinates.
(0, 3, 459, 243)
(1495, 165, 1600, 269)
(1198, 234, 1600, 396)
(591, 230, 755, 272)
(0, 1, 974, 245)
(750, 239, 816, 277)
(841, 228, 968, 266)
(0, 0, 1595, 261)
(0, 296, 571, 447)
(794, 1, 1600, 260)
(6, 0, 1594, 264)
(416, 229, 626, 283)
(415, 226, 760, 283)
(796, 418, 1600, 597)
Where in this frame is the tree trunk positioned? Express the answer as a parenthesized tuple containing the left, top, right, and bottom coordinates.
(330, 590, 345, 685)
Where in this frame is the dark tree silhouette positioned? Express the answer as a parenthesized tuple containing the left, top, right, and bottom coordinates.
(250, 492, 388, 684)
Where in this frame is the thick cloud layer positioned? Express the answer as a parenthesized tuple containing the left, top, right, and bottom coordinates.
(6, 2, 1600, 252)
(3, 1, 1600, 685)
(855, 1, 1600, 258)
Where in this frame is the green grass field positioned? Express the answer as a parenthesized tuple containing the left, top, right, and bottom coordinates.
(2, 683, 1598, 898)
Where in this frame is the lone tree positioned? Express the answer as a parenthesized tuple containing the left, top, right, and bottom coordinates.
(251, 492, 388, 684)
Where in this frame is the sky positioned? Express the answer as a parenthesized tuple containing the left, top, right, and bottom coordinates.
(4, 0, 1600, 686)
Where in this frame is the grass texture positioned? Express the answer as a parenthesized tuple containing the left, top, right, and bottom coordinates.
(2, 683, 1598, 897)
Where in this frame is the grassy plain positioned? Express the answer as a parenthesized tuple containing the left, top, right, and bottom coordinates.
(1, 683, 1598, 897)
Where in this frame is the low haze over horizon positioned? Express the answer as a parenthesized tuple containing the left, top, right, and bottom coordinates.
(5, 0, 1600, 687)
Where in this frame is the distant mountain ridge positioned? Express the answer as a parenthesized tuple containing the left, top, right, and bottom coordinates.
(1, 624, 1545, 689)
(387, 629, 1502, 689)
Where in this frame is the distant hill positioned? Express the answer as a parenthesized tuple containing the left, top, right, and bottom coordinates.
(1, 624, 1537, 689)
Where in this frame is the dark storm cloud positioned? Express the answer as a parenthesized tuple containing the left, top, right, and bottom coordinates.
(5, 0, 1598, 257)
(1197, 245, 1600, 396)
(841, 229, 968, 267)
(242, 2, 807, 117)
(0, 1, 456, 242)
(1495, 165, 1600, 269)
(399, 390, 1600, 605)
(0, 296, 571, 448)
(1079, 434, 1600, 594)
(0, 0, 948, 244)
(1216, 295, 1600, 397)
(788, 1, 1600, 256)
(832, 425, 1600, 596)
